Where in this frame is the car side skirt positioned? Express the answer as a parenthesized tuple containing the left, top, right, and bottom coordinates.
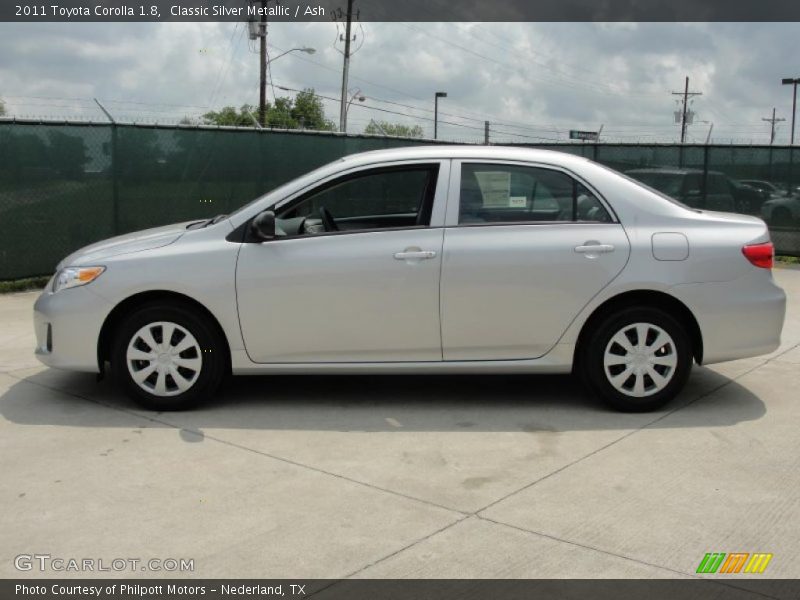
(229, 343, 575, 375)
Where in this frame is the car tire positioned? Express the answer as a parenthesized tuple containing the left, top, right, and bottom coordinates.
(111, 302, 226, 410)
(581, 307, 693, 412)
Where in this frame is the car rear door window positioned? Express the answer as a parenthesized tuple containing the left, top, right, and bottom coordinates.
(458, 163, 612, 224)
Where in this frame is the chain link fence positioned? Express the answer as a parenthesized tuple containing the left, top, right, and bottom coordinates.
(1, 120, 798, 280)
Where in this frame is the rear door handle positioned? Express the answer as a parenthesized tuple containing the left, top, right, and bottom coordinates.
(394, 250, 437, 260)
(574, 244, 615, 254)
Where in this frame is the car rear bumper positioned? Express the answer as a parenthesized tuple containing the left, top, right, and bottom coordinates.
(670, 270, 786, 365)
(33, 285, 112, 373)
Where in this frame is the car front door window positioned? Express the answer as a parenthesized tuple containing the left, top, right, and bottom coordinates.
(278, 166, 437, 235)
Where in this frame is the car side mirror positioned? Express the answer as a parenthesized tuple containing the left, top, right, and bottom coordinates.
(250, 210, 276, 241)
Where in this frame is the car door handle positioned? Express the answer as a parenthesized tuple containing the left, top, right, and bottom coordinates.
(574, 243, 615, 254)
(393, 250, 437, 260)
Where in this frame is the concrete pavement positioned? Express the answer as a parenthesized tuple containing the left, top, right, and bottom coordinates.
(1, 269, 798, 580)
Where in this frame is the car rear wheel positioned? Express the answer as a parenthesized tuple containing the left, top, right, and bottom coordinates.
(582, 307, 692, 412)
(111, 303, 225, 410)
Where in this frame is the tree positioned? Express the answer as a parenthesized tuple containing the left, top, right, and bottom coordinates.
(289, 89, 335, 131)
(200, 90, 335, 131)
(202, 104, 258, 127)
(266, 97, 294, 128)
(0, 99, 5, 116)
(364, 121, 424, 138)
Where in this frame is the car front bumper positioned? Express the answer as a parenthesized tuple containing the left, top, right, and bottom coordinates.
(33, 284, 113, 373)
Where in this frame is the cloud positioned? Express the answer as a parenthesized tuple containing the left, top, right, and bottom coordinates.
(0, 21, 798, 143)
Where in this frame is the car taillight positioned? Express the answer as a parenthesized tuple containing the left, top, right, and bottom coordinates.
(742, 242, 774, 269)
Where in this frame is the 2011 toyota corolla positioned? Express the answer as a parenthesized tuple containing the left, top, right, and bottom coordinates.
(33, 146, 786, 412)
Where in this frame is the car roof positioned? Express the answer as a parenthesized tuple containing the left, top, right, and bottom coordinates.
(338, 145, 591, 168)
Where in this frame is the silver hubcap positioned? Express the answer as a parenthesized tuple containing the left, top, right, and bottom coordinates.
(603, 322, 677, 398)
(126, 321, 202, 397)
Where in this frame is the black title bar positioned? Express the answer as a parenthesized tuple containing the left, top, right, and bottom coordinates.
(4, 579, 800, 600)
(4, 0, 800, 22)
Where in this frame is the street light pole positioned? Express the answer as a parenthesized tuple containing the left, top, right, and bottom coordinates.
(344, 89, 365, 130)
(782, 77, 800, 144)
(434, 91, 447, 140)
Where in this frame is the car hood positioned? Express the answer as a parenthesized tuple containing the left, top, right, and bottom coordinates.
(57, 221, 193, 269)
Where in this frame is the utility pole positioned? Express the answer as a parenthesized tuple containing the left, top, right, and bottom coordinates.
(250, 0, 273, 126)
(782, 78, 800, 144)
(259, 6, 267, 126)
(671, 76, 702, 144)
(338, 0, 355, 133)
(782, 77, 800, 194)
(762, 108, 785, 145)
(484, 121, 490, 145)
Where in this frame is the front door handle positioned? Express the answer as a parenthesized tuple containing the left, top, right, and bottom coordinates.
(394, 249, 437, 260)
(575, 243, 615, 254)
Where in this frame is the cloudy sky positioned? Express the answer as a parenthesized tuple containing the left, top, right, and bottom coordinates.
(1, 21, 799, 143)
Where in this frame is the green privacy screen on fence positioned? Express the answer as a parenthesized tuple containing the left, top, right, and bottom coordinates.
(1, 120, 799, 280)
(0, 121, 437, 279)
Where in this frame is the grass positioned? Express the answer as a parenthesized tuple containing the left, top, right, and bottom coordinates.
(0, 276, 50, 294)
(776, 255, 800, 264)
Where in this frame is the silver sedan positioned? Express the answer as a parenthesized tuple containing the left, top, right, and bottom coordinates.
(33, 146, 786, 412)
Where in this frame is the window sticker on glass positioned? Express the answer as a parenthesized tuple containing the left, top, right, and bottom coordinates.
(509, 196, 527, 208)
(474, 171, 511, 207)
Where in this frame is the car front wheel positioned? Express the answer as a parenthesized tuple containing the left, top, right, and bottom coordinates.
(582, 307, 693, 412)
(111, 302, 226, 410)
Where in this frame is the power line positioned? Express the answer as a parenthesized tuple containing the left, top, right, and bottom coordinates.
(206, 22, 244, 111)
(275, 83, 562, 141)
(266, 42, 571, 136)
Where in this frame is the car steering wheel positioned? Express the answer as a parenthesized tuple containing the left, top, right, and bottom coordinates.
(318, 206, 339, 232)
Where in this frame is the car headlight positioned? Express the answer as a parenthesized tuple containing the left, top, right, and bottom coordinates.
(52, 266, 106, 293)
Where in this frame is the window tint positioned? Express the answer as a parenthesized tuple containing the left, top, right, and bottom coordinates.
(281, 166, 436, 233)
(459, 163, 612, 224)
(684, 173, 703, 195)
(628, 172, 684, 197)
(575, 182, 612, 222)
(707, 174, 729, 195)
